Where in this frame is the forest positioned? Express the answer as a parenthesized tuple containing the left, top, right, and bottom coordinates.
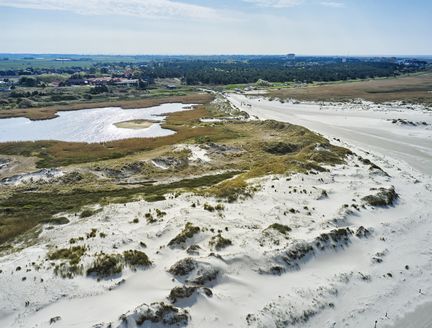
(135, 57, 427, 85)
(0, 55, 428, 85)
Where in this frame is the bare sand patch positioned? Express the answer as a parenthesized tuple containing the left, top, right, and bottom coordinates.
(114, 119, 158, 130)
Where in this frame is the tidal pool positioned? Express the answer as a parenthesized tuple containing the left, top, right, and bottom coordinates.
(0, 103, 194, 143)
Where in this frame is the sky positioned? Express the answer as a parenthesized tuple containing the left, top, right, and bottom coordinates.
(0, 0, 431, 55)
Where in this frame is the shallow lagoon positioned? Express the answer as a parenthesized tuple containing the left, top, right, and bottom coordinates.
(0, 103, 193, 143)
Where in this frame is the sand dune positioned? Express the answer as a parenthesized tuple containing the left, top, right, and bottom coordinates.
(1, 96, 431, 327)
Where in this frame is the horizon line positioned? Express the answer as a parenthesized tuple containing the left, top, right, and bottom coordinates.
(1, 53, 432, 58)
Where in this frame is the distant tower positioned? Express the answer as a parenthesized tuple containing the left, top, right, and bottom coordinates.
(287, 53, 296, 60)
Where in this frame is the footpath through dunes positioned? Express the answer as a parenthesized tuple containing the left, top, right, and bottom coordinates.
(227, 94, 432, 176)
(227, 93, 432, 328)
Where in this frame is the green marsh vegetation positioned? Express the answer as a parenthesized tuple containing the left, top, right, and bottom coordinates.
(0, 95, 350, 248)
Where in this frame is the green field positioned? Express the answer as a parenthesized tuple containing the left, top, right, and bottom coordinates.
(0, 55, 155, 70)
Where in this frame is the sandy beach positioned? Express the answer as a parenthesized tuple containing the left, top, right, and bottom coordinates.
(227, 94, 432, 328)
(0, 95, 431, 327)
(227, 94, 432, 175)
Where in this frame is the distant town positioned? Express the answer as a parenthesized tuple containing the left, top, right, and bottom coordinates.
(0, 54, 429, 111)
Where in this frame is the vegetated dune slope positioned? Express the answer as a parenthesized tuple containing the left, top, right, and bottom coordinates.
(0, 95, 431, 328)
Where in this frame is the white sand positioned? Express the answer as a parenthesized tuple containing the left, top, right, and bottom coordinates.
(227, 94, 432, 175)
(175, 144, 211, 163)
(0, 97, 431, 328)
(227, 94, 432, 327)
(0, 168, 64, 186)
(387, 301, 432, 328)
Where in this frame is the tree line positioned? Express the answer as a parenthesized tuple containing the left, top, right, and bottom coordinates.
(2, 56, 427, 86)
(136, 58, 426, 85)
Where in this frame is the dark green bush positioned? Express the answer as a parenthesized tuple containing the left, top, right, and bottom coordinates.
(86, 253, 123, 278)
(123, 250, 151, 268)
(168, 223, 200, 248)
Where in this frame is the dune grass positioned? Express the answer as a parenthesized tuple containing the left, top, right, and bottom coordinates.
(0, 171, 239, 245)
(0, 96, 350, 247)
(0, 92, 213, 120)
(0, 103, 240, 168)
(269, 71, 432, 105)
(48, 245, 86, 265)
(0, 116, 349, 245)
(205, 120, 350, 201)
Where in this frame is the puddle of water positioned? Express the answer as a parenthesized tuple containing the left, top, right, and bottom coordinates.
(0, 103, 193, 143)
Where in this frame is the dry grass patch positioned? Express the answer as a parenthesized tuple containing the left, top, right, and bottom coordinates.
(49, 245, 86, 279)
(0, 93, 214, 120)
(48, 245, 86, 265)
(0, 171, 238, 245)
(0, 99, 351, 249)
(269, 72, 432, 105)
(0, 103, 239, 168)
(204, 120, 350, 201)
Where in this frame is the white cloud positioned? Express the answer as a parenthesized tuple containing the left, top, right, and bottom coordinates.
(244, 0, 346, 9)
(0, 0, 218, 19)
(320, 1, 345, 8)
(242, 0, 303, 8)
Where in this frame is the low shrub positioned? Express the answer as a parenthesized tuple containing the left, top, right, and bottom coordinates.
(86, 228, 97, 239)
(145, 213, 156, 224)
(80, 209, 98, 218)
(168, 223, 200, 248)
(266, 223, 292, 235)
(168, 257, 197, 276)
(263, 142, 299, 155)
(209, 234, 232, 250)
(362, 187, 398, 206)
(54, 262, 83, 279)
(48, 245, 86, 265)
(156, 209, 167, 217)
(123, 250, 151, 268)
(41, 217, 70, 225)
(86, 253, 123, 278)
(169, 285, 197, 303)
(204, 203, 224, 212)
(203, 203, 215, 212)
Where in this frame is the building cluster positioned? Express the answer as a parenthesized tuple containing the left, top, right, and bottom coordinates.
(63, 77, 139, 87)
(0, 80, 13, 92)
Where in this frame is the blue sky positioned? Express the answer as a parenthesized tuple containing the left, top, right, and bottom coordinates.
(0, 0, 431, 55)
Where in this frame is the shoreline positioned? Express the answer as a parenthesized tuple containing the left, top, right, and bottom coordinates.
(0, 93, 431, 327)
(0, 93, 213, 121)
